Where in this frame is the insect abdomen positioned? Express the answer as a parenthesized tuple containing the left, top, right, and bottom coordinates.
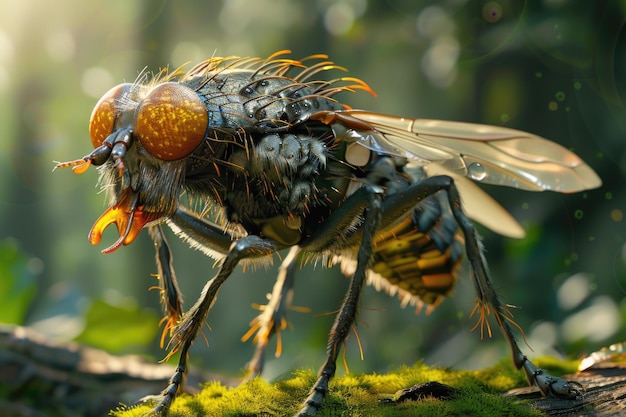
(371, 192, 464, 307)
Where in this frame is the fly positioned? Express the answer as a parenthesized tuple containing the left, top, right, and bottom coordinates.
(55, 51, 598, 415)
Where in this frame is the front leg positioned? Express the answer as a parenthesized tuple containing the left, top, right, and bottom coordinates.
(166, 206, 236, 258)
(149, 225, 184, 348)
(148, 235, 280, 416)
(296, 186, 385, 416)
(148, 208, 240, 350)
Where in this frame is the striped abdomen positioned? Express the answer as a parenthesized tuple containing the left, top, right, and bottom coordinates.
(369, 191, 464, 308)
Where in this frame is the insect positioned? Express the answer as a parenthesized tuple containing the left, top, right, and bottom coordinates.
(56, 51, 599, 415)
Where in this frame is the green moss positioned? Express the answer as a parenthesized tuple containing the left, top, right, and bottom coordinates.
(532, 356, 580, 375)
(111, 359, 570, 416)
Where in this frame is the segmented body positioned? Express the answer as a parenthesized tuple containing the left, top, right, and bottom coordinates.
(86, 55, 465, 307)
(179, 68, 344, 237)
(57, 51, 596, 414)
(186, 66, 464, 305)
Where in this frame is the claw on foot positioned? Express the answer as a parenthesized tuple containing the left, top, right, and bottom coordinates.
(139, 366, 184, 416)
(522, 356, 585, 399)
(133, 395, 163, 416)
(534, 369, 585, 399)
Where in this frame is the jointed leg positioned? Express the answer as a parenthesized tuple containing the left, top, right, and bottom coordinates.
(149, 235, 279, 416)
(167, 206, 236, 256)
(165, 209, 319, 386)
(443, 183, 584, 398)
(382, 175, 583, 399)
(242, 245, 301, 380)
(149, 225, 184, 347)
(296, 186, 384, 416)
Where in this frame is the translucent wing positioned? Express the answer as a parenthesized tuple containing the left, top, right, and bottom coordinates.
(334, 110, 602, 238)
(345, 110, 602, 192)
(431, 169, 527, 238)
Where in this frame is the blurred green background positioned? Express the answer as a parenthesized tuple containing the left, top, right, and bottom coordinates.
(1, 0, 624, 385)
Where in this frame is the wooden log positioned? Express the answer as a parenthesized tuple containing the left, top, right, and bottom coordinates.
(0, 324, 228, 417)
(506, 362, 626, 417)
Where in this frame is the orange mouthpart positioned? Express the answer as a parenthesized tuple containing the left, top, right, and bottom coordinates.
(88, 189, 163, 253)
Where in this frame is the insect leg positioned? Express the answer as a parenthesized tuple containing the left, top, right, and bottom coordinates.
(302, 185, 386, 252)
(383, 175, 583, 399)
(167, 207, 236, 256)
(149, 225, 184, 348)
(150, 234, 279, 416)
(243, 245, 301, 380)
(149, 207, 241, 350)
(169, 208, 305, 379)
(296, 185, 384, 417)
(441, 181, 584, 398)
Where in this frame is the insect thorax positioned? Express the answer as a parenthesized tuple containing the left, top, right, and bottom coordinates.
(99, 66, 464, 306)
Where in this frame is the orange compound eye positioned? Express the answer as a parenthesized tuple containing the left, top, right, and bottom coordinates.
(134, 82, 208, 161)
(89, 83, 134, 148)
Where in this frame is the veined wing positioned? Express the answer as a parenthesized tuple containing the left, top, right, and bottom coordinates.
(334, 110, 601, 238)
(344, 110, 602, 193)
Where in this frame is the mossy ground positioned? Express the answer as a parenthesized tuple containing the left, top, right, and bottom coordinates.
(112, 357, 579, 417)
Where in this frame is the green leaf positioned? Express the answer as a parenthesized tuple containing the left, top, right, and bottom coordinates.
(0, 239, 38, 324)
(74, 298, 159, 353)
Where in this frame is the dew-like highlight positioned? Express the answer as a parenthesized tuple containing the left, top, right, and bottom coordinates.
(468, 162, 487, 181)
